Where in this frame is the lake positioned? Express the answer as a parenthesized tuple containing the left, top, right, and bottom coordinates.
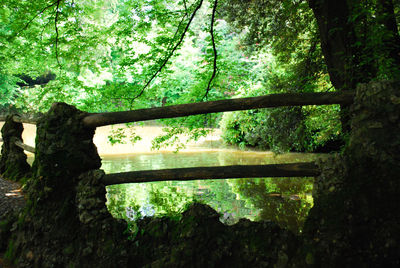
(98, 126, 319, 234)
(2, 123, 320, 233)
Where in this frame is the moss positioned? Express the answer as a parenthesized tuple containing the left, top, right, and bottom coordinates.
(4, 240, 17, 264)
(302, 81, 400, 266)
(0, 219, 10, 231)
(63, 245, 74, 256)
(129, 203, 299, 267)
(0, 115, 31, 181)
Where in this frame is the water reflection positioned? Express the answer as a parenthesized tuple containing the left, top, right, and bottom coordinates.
(17, 124, 319, 232)
(104, 150, 319, 233)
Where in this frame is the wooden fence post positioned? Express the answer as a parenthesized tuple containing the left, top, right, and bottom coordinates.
(0, 115, 31, 181)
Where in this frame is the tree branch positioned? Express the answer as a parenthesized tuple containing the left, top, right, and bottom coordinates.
(128, 0, 204, 108)
(173, 15, 189, 45)
(182, 0, 189, 15)
(40, 15, 55, 45)
(203, 0, 218, 100)
(10, 0, 59, 40)
(54, 0, 62, 68)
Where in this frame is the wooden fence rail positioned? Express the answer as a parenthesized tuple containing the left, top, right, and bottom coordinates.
(0, 137, 35, 153)
(1, 91, 354, 128)
(83, 91, 354, 128)
(12, 115, 38, 125)
(0, 114, 38, 124)
(14, 139, 35, 153)
(102, 162, 320, 185)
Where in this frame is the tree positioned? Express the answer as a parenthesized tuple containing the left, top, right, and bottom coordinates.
(222, 0, 400, 86)
(220, 0, 400, 130)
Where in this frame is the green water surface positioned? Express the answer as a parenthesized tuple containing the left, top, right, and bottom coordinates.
(103, 150, 320, 233)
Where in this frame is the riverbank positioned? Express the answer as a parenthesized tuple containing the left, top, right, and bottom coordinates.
(0, 123, 223, 156)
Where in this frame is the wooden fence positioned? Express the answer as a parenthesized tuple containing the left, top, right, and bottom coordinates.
(0, 91, 354, 184)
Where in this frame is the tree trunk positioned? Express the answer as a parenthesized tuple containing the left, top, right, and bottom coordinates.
(307, 0, 358, 91)
(307, 0, 382, 131)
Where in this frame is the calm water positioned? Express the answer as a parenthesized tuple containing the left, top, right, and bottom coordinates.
(10, 124, 320, 233)
(103, 150, 319, 233)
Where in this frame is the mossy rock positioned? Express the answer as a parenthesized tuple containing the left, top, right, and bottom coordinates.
(0, 115, 31, 181)
(302, 81, 400, 266)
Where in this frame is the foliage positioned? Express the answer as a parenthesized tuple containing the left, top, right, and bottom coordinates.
(218, 50, 340, 152)
(107, 126, 142, 146)
(220, 104, 342, 153)
(0, 73, 20, 112)
(1, 0, 399, 152)
(106, 176, 314, 233)
(1, 0, 263, 149)
(216, 0, 400, 151)
(229, 177, 314, 233)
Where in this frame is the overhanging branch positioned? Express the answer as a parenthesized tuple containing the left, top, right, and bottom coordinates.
(203, 0, 218, 100)
(54, 0, 62, 67)
(10, 0, 59, 40)
(128, 0, 204, 107)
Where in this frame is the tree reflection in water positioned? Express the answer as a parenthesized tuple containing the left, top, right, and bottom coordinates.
(106, 176, 313, 234)
(230, 177, 313, 233)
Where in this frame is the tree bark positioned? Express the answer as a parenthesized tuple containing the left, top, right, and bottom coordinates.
(83, 91, 354, 128)
(307, 0, 379, 132)
(307, 0, 359, 91)
(101, 162, 320, 185)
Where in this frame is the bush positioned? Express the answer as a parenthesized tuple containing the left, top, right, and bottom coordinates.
(220, 105, 342, 153)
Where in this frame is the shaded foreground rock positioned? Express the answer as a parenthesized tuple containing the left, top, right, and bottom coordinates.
(0, 115, 31, 181)
(132, 203, 298, 267)
(1, 103, 129, 267)
(302, 81, 400, 266)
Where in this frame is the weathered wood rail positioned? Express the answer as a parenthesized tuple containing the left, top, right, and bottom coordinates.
(102, 162, 320, 185)
(0, 91, 354, 183)
(83, 91, 354, 127)
(0, 125, 35, 153)
(14, 139, 35, 153)
(0, 114, 38, 125)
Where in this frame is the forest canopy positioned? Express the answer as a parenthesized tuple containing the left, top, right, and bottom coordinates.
(1, 0, 399, 152)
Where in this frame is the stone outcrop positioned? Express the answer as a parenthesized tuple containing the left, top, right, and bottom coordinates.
(131, 202, 298, 267)
(0, 115, 31, 181)
(303, 81, 400, 266)
(4, 103, 129, 267)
